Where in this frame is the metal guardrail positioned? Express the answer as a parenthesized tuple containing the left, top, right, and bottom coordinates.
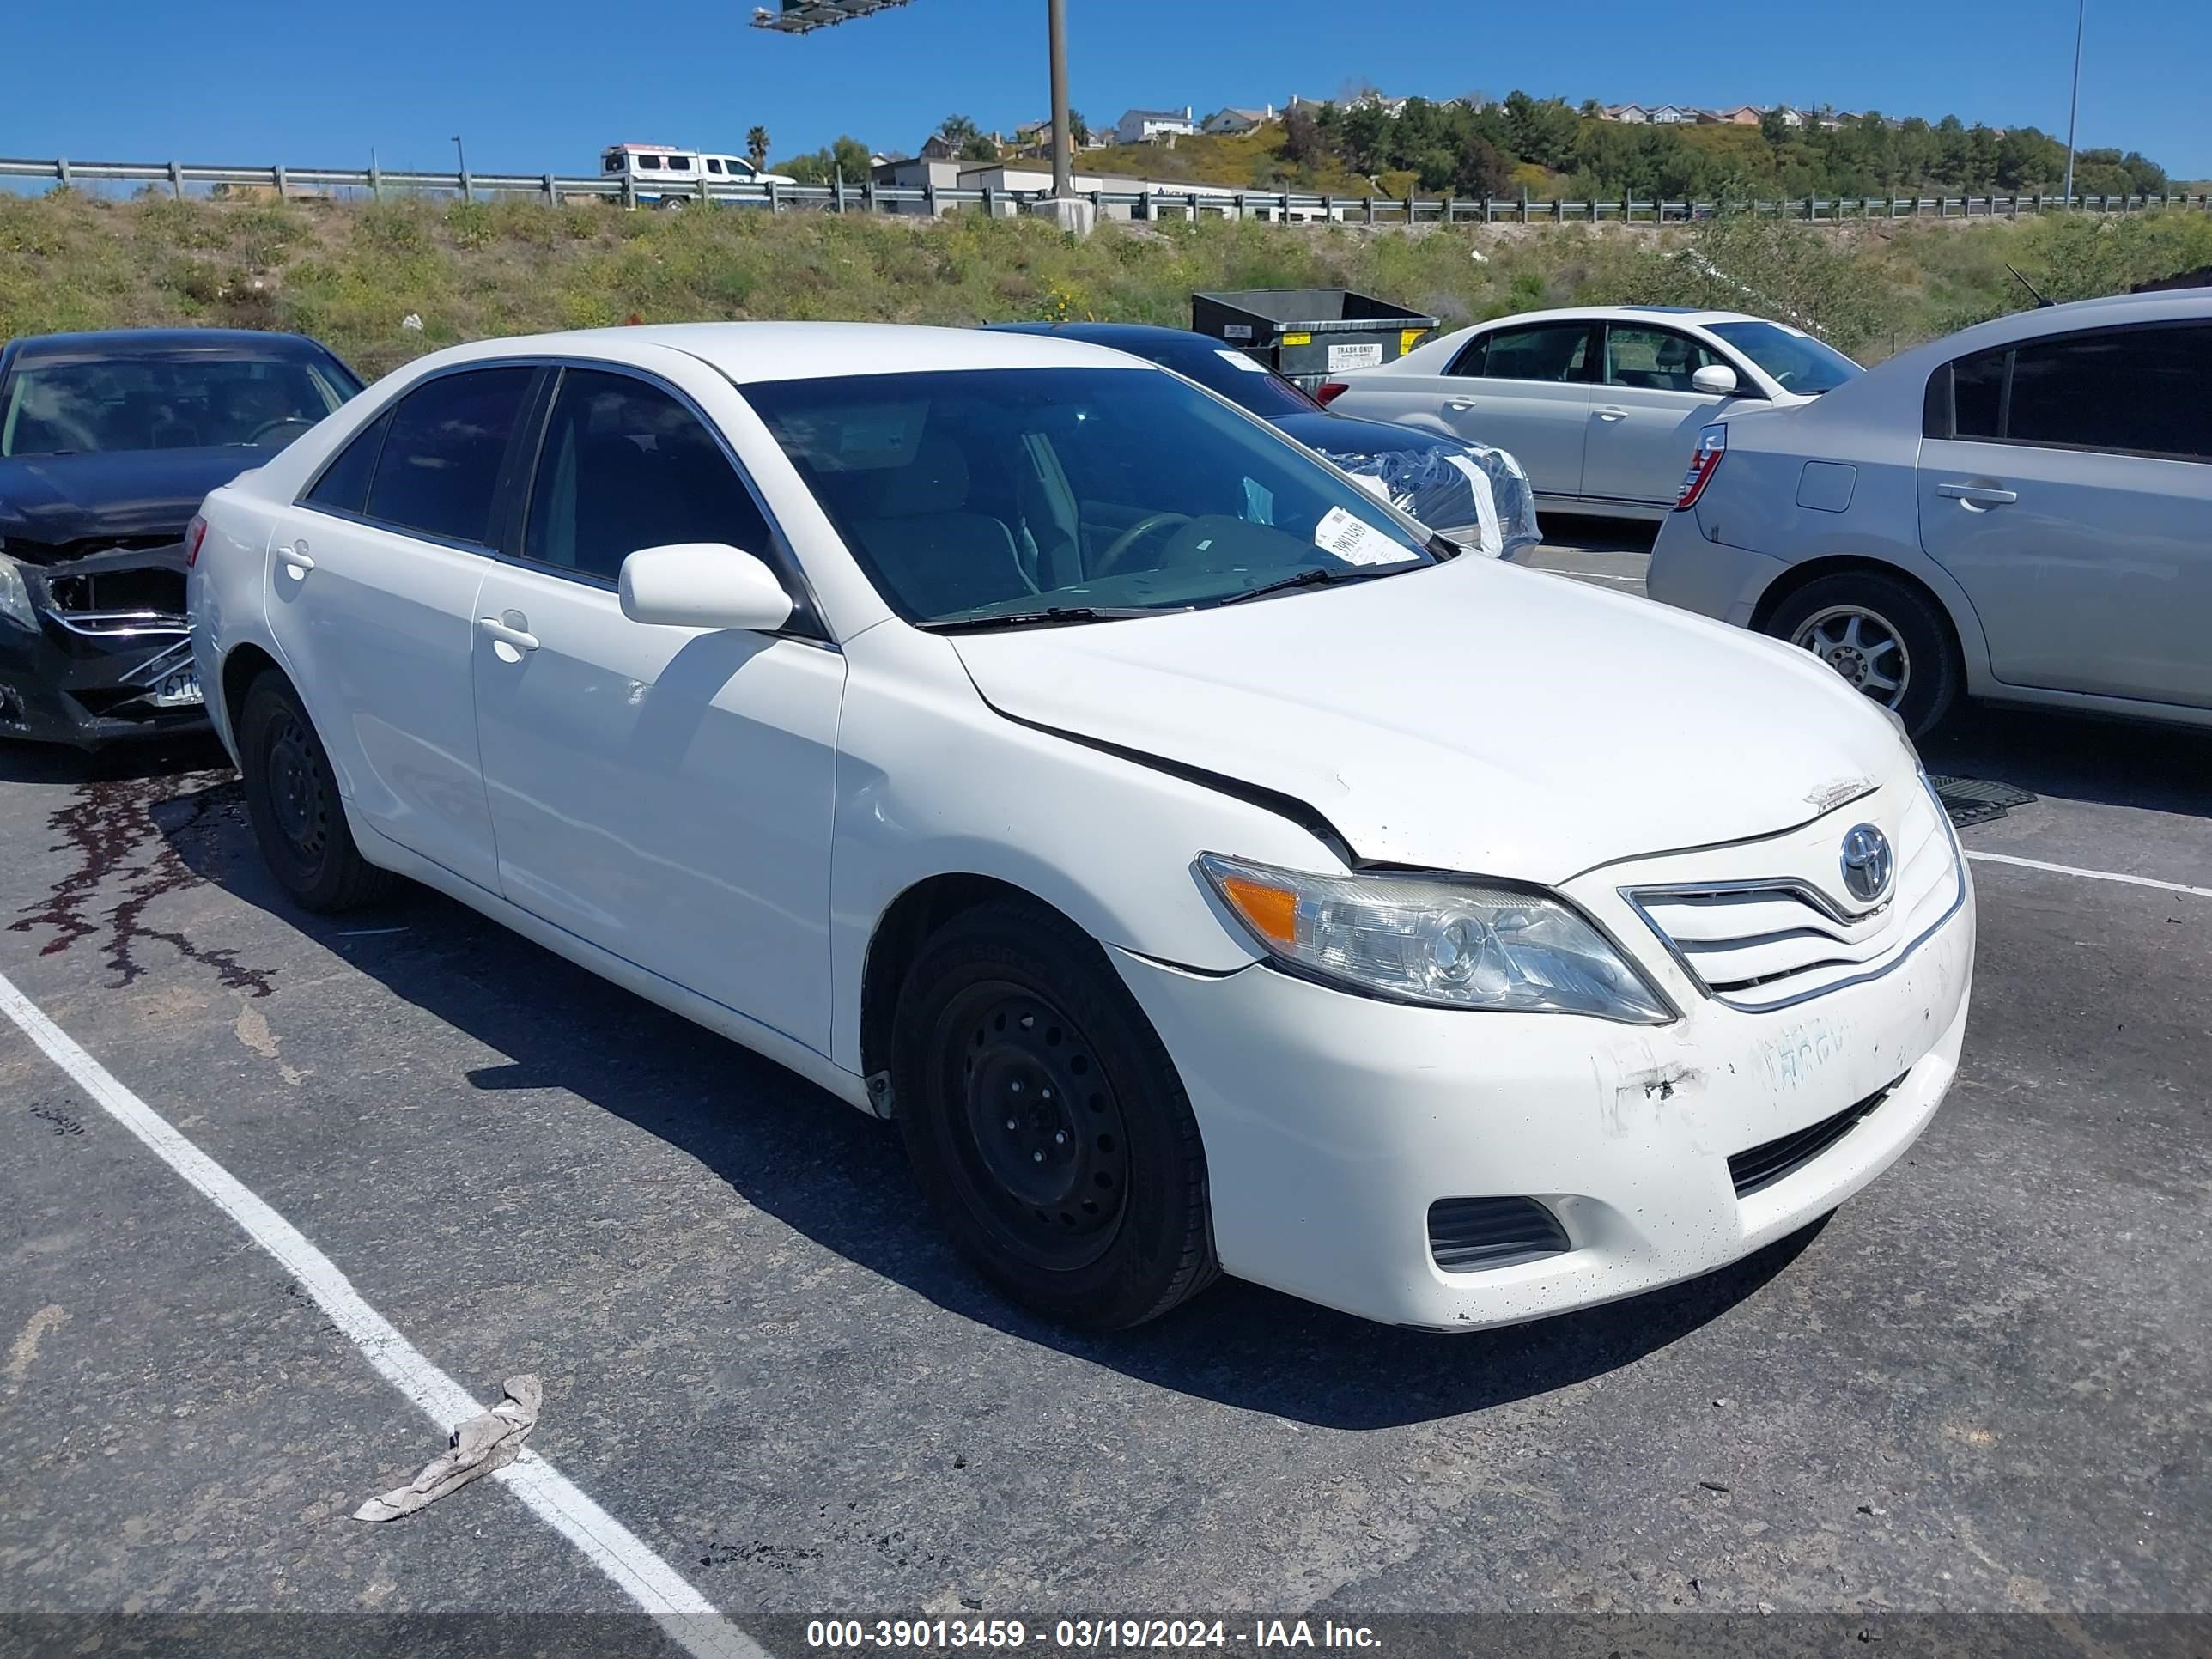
(3, 156, 2207, 224)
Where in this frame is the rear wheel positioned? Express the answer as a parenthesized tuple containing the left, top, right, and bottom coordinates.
(236, 672, 398, 913)
(891, 899, 1218, 1330)
(1765, 571, 1960, 738)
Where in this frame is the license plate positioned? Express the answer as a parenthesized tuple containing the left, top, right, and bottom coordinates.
(149, 664, 204, 708)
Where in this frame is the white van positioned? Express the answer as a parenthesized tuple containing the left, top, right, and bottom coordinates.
(600, 143, 795, 205)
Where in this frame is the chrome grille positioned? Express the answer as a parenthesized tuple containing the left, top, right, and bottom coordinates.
(1626, 783, 1960, 1013)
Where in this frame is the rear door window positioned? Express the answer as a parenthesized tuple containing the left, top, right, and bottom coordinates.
(2008, 325, 2210, 459)
(1927, 324, 2211, 460)
(363, 367, 535, 546)
(1455, 323, 1594, 383)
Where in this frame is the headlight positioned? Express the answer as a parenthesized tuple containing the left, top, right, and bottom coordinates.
(1198, 853, 1674, 1023)
(0, 554, 39, 632)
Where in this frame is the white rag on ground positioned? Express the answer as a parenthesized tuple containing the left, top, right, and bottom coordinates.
(352, 1373, 543, 1522)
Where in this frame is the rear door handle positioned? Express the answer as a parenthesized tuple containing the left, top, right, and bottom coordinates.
(1937, 482, 2018, 507)
(1594, 406, 1629, 422)
(477, 616, 540, 653)
(1444, 398, 1478, 411)
(277, 542, 314, 573)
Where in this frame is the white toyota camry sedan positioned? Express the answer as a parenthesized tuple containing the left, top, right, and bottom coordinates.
(188, 324, 1974, 1333)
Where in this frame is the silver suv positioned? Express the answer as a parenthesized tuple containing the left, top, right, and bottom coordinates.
(1649, 289, 2212, 735)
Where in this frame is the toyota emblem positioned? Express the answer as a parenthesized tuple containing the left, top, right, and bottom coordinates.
(1839, 823, 1893, 904)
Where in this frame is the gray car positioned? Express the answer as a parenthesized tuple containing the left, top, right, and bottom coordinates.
(1649, 289, 2212, 735)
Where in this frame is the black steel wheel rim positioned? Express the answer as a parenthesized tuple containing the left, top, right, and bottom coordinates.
(933, 982, 1130, 1272)
(264, 711, 330, 865)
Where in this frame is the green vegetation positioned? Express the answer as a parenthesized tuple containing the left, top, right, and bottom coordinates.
(3, 191, 2206, 381)
(1078, 94, 2175, 207)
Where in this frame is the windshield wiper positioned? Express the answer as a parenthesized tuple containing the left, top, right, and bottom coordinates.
(1214, 563, 1402, 607)
(917, 605, 1163, 635)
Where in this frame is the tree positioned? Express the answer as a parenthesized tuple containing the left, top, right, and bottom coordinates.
(939, 113, 981, 145)
(958, 132, 1000, 162)
(774, 134, 873, 186)
(1453, 135, 1514, 200)
(1759, 106, 1793, 149)
(1281, 103, 1323, 168)
(1067, 108, 1089, 146)
(745, 126, 769, 170)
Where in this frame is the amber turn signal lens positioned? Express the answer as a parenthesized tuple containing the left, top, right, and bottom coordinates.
(1217, 874, 1298, 948)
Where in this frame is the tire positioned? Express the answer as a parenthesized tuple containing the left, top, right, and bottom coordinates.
(236, 672, 398, 913)
(1764, 571, 1961, 738)
(890, 898, 1218, 1330)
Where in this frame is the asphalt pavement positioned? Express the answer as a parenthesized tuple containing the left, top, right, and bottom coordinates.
(3, 538, 2208, 1644)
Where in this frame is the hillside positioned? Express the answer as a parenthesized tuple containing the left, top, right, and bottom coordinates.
(3, 191, 2208, 380)
(1074, 98, 2175, 209)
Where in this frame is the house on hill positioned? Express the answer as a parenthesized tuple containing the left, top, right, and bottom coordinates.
(1115, 106, 1197, 144)
(1203, 105, 1277, 136)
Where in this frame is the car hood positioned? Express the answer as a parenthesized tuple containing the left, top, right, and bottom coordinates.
(0, 448, 261, 554)
(949, 557, 1903, 883)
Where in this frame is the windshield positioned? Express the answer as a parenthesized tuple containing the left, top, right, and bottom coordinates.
(1705, 320, 1863, 395)
(0, 353, 357, 458)
(744, 367, 1438, 626)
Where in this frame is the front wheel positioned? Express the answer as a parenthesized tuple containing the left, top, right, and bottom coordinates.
(1765, 571, 1961, 738)
(236, 672, 398, 913)
(890, 899, 1218, 1330)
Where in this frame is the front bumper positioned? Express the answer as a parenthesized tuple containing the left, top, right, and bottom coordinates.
(0, 544, 208, 748)
(1112, 847, 1974, 1330)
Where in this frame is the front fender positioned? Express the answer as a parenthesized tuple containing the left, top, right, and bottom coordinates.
(825, 624, 1344, 1073)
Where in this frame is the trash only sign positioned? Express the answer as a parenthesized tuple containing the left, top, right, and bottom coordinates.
(1328, 341, 1384, 373)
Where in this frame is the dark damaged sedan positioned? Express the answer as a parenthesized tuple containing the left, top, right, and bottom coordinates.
(0, 328, 361, 746)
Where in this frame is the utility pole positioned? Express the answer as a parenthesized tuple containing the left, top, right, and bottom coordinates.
(2062, 0, 2084, 206)
(453, 133, 469, 204)
(1048, 0, 1072, 198)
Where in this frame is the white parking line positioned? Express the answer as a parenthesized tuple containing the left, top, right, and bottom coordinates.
(0, 968, 763, 1659)
(1965, 849, 2212, 902)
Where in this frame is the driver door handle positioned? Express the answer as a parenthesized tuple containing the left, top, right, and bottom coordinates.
(1443, 398, 1478, 411)
(1593, 406, 1629, 421)
(477, 616, 540, 653)
(1936, 482, 2017, 507)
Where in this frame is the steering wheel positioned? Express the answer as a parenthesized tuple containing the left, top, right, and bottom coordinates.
(1092, 512, 1192, 579)
(246, 416, 317, 447)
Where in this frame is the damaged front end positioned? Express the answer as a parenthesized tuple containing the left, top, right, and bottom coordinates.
(0, 538, 206, 748)
(1316, 441, 1543, 562)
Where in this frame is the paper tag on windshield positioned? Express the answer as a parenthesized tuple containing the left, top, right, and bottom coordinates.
(1313, 505, 1401, 567)
(1215, 349, 1269, 373)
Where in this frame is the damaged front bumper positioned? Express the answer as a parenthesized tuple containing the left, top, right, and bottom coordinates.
(0, 542, 208, 748)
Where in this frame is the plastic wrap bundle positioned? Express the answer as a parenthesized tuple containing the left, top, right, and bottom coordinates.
(1317, 440, 1542, 561)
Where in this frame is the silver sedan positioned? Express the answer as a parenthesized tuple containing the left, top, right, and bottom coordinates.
(1649, 289, 2212, 735)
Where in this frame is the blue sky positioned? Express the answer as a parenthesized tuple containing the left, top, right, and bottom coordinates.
(4, 0, 2206, 179)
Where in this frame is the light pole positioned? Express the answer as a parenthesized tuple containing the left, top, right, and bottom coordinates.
(452, 133, 470, 203)
(754, 1, 1081, 209)
(1047, 0, 1071, 198)
(2061, 0, 2083, 207)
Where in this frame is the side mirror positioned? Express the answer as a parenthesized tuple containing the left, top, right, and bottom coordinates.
(1692, 362, 1741, 396)
(618, 544, 794, 633)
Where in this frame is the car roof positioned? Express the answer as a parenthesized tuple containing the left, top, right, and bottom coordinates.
(411, 321, 1158, 385)
(993, 321, 1216, 349)
(4, 327, 338, 365)
(1464, 306, 1768, 330)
